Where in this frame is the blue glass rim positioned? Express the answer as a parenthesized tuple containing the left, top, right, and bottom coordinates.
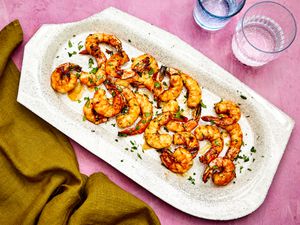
(197, 0, 246, 19)
(241, 1, 297, 54)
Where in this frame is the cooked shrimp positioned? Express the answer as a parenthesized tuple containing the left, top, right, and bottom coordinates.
(85, 33, 122, 59)
(173, 132, 199, 158)
(202, 157, 235, 186)
(80, 64, 106, 87)
(121, 54, 163, 98)
(194, 125, 224, 164)
(180, 72, 202, 109)
(144, 112, 173, 149)
(162, 100, 179, 113)
(166, 106, 201, 133)
(106, 50, 130, 78)
(161, 71, 201, 132)
(116, 87, 140, 128)
(160, 147, 193, 174)
(201, 100, 241, 126)
(51, 63, 81, 93)
(83, 97, 108, 125)
(131, 54, 159, 76)
(118, 93, 153, 136)
(222, 123, 243, 161)
(93, 88, 124, 118)
(166, 119, 198, 133)
(158, 67, 183, 102)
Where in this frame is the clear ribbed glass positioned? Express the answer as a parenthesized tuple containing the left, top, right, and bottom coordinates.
(193, 0, 246, 31)
(232, 1, 297, 67)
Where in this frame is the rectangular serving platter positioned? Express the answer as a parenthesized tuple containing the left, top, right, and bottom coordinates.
(17, 7, 294, 220)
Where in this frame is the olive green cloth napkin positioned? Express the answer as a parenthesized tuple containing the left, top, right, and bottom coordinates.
(0, 20, 160, 225)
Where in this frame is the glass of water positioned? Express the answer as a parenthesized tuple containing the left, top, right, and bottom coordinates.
(193, 0, 246, 31)
(232, 1, 297, 67)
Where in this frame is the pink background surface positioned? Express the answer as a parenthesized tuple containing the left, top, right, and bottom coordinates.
(1, 0, 299, 224)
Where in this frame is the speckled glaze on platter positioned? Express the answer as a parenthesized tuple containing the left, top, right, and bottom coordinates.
(17, 7, 294, 220)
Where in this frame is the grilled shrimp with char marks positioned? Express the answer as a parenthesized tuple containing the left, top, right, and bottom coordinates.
(51, 63, 81, 93)
(93, 86, 124, 118)
(194, 125, 224, 164)
(105, 50, 131, 78)
(173, 132, 199, 158)
(121, 54, 163, 98)
(84, 33, 122, 63)
(222, 123, 243, 161)
(144, 112, 173, 149)
(202, 157, 235, 186)
(118, 93, 153, 136)
(164, 71, 202, 132)
(158, 67, 183, 102)
(181, 72, 202, 109)
(80, 63, 106, 87)
(83, 97, 108, 125)
(160, 147, 193, 174)
(116, 87, 140, 128)
(202, 100, 241, 126)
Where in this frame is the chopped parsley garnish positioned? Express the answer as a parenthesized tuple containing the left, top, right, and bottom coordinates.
(56, 56, 59, 58)
(148, 68, 154, 75)
(137, 153, 142, 160)
(115, 139, 119, 142)
(68, 51, 77, 57)
(145, 112, 151, 117)
(200, 101, 207, 108)
(77, 100, 81, 103)
(154, 82, 161, 88)
(118, 133, 128, 137)
(240, 95, 247, 100)
(250, 146, 256, 153)
(210, 120, 215, 125)
(128, 39, 131, 43)
(117, 86, 123, 92)
(89, 58, 94, 68)
(163, 81, 168, 87)
(68, 40, 72, 48)
(174, 111, 182, 119)
(82, 116, 86, 121)
(78, 45, 83, 50)
(90, 67, 98, 74)
(188, 176, 195, 185)
(242, 155, 249, 162)
(239, 166, 243, 173)
(91, 130, 95, 133)
(247, 168, 252, 171)
(121, 160, 124, 162)
(111, 123, 116, 127)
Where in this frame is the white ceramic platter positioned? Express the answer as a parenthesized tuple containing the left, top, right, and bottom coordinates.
(18, 7, 294, 220)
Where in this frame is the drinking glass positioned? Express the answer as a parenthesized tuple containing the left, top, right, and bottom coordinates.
(193, 0, 246, 31)
(232, 1, 297, 67)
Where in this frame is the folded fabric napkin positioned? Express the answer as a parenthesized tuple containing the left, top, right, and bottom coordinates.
(0, 20, 160, 225)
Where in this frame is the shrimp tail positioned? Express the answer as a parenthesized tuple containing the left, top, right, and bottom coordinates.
(118, 122, 149, 136)
(171, 114, 189, 122)
(194, 104, 202, 120)
(79, 49, 89, 55)
(202, 166, 212, 183)
(201, 116, 223, 125)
